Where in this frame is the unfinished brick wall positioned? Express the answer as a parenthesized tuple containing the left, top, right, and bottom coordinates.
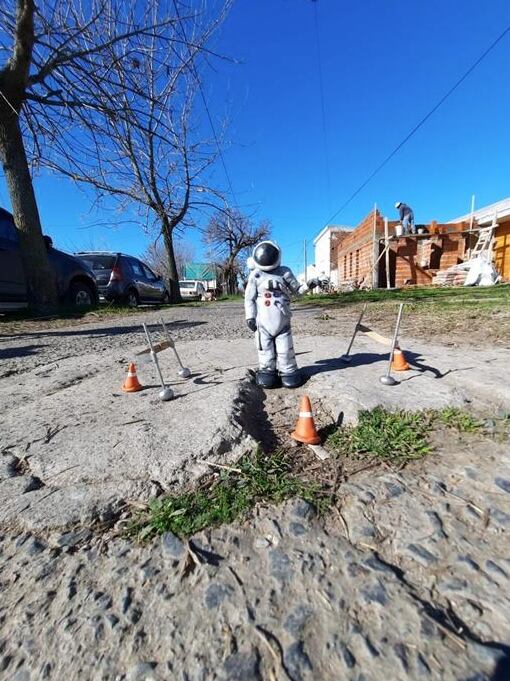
(330, 230, 350, 282)
(336, 210, 398, 284)
(336, 211, 469, 288)
(392, 238, 436, 287)
(390, 230, 467, 287)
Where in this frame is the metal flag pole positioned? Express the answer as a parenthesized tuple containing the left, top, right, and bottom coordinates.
(340, 303, 367, 363)
(160, 318, 191, 378)
(379, 303, 404, 386)
(143, 323, 174, 401)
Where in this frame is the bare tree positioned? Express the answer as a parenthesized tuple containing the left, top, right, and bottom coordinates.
(203, 210, 270, 294)
(142, 239, 195, 280)
(0, 0, 231, 308)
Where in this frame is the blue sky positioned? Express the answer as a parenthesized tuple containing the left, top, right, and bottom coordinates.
(1, 0, 509, 275)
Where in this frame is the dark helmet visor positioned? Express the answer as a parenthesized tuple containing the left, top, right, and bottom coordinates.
(254, 242, 279, 268)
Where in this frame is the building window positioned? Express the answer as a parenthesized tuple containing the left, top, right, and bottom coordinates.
(343, 255, 347, 279)
(349, 252, 353, 278)
(355, 250, 360, 277)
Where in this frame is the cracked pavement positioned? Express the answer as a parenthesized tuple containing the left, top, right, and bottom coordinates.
(1, 302, 510, 679)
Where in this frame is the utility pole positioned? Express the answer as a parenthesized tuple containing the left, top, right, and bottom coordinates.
(384, 217, 391, 289)
(304, 239, 308, 281)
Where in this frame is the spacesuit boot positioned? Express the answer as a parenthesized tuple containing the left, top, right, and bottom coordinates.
(255, 370, 281, 389)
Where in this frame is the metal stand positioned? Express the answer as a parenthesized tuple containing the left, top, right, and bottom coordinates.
(143, 323, 174, 401)
(379, 303, 404, 387)
(340, 304, 367, 362)
(159, 318, 191, 378)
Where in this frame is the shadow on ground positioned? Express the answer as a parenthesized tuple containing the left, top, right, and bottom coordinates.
(301, 350, 456, 381)
(0, 344, 47, 360)
(1, 319, 206, 340)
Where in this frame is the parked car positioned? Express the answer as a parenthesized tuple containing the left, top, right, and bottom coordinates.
(179, 280, 206, 301)
(0, 208, 98, 311)
(75, 251, 170, 307)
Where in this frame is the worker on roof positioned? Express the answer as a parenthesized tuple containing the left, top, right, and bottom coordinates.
(395, 202, 416, 235)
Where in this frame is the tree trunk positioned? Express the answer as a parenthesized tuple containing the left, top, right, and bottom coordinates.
(161, 219, 183, 303)
(227, 270, 237, 295)
(222, 255, 238, 295)
(0, 110, 58, 311)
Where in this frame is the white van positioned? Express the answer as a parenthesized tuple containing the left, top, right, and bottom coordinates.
(179, 280, 206, 301)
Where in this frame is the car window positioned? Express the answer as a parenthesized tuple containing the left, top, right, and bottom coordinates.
(142, 264, 157, 281)
(179, 281, 195, 289)
(78, 254, 116, 270)
(0, 215, 18, 243)
(129, 259, 145, 277)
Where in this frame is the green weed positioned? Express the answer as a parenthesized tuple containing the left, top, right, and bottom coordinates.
(434, 407, 483, 433)
(131, 449, 329, 540)
(327, 406, 432, 464)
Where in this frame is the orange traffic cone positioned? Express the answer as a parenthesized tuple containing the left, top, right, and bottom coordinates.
(122, 362, 143, 392)
(392, 347, 410, 372)
(291, 395, 321, 445)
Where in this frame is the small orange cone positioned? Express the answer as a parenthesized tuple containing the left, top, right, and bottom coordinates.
(291, 395, 321, 445)
(122, 362, 143, 392)
(392, 347, 410, 372)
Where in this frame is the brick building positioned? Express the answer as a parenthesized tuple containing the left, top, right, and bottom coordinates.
(335, 208, 485, 288)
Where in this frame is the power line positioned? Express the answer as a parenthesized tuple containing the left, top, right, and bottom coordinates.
(323, 21, 510, 227)
(171, 0, 239, 211)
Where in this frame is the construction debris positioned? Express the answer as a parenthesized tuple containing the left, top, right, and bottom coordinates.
(433, 257, 501, 287)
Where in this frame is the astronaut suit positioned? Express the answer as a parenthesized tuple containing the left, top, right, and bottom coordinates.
(244, 241, 316, 389)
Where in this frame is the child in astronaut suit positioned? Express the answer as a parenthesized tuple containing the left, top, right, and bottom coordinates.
(244, 240, 316, 389)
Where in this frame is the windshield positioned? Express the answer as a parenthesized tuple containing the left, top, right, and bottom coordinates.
(179, 281, 196, 289)
(78, 254, 116, 270)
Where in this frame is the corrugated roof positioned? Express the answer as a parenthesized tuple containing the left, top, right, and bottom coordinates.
(183, 263, 216, 281)
(450, 197, 510, 224)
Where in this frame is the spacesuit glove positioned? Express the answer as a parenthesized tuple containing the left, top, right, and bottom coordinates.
(246, 318, 257, 332)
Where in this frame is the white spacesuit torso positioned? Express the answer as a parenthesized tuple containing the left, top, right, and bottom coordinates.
(244, 266, 303, 337)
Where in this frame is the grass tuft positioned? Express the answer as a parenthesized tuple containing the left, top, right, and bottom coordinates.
(298, 283, 510, 308)
(131, 449, 329, 540)
(327, 406, 432, 464)
(434, 407, 483, 432)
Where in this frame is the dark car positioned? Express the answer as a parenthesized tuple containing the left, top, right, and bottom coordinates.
(0, 208, 98, 311)
(75, 252, 170, 307)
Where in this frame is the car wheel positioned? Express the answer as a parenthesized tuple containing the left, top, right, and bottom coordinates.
(69, 281, 94, 307)
(162, 291, 170, 304)
(126, 289, 139, 308)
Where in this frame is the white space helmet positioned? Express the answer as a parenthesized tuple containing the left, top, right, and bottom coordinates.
(395, 201, 402, 209)
(252, 240, 281, 271)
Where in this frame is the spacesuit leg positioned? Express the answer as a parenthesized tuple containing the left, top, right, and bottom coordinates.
(275, 326, 303, 388)
(255, 326, 279, 388)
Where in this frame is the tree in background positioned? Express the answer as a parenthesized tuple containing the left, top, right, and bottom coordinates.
(203, 209, 270, 295)
(0, 0, 231, 308)
(142, 239, 195, 281)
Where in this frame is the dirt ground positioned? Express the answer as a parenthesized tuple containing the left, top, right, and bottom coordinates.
(1, 296, 509, 371)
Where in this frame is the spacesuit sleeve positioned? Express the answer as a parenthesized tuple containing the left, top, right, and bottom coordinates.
(282, 267, 307, 295)
(244, 272, 258, 319)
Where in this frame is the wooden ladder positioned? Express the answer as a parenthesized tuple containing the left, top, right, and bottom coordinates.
(470, 218, 497, 260)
